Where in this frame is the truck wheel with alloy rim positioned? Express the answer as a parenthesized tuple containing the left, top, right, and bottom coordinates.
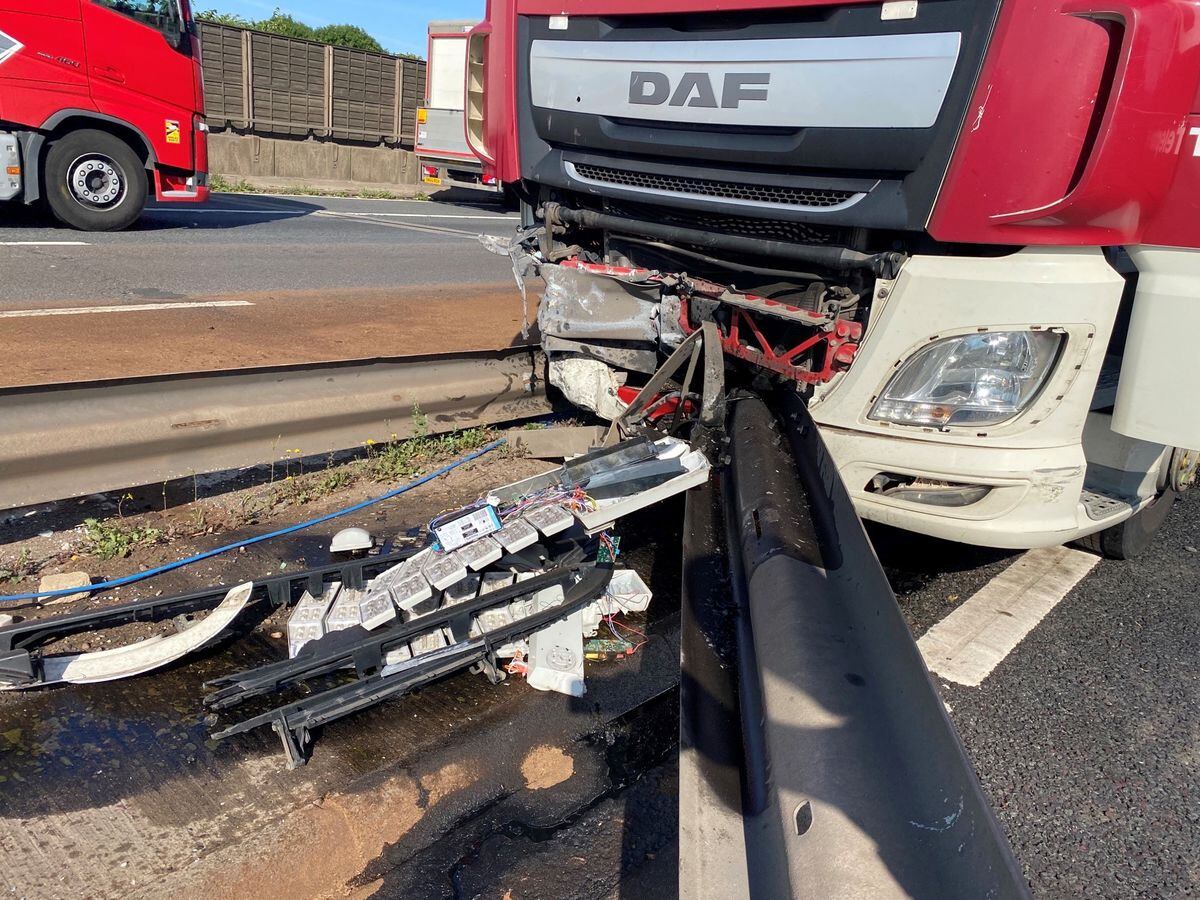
(43, 129, 147, 231)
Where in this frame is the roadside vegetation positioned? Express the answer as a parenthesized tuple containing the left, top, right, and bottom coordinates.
(208, 174, 427, 202)
(196, 8, 421, 58)
(0, 420, 496, 584)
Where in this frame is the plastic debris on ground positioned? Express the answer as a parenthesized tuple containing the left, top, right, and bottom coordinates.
(422, 550, 468, 591)
(325, 585, 365, 632)
(330, 526, 373, 554)
(287, 584, 340, 657)
(410, 628, 450, 657)
(7, 435, 685, 764)
(431, 503, 502, 550)
(526, 609, 586, 697)
(456, 535, 503, 571)
(495, 517, 538, 553)
(357, 590, 397, 630)
(523, 503, 574, 537)
(443, 573, 481, 607)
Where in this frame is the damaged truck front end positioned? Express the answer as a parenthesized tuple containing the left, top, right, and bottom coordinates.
(490, 198, 895, 421)
(468, 0, 1200, 555)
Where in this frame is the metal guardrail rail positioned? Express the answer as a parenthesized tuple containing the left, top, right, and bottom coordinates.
(679, 393, 1031, 899)
(0, 350, 549, 511)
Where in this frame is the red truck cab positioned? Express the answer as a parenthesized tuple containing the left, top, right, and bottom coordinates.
(0, 0, 208, 230)
(469, 0, 1200, 557)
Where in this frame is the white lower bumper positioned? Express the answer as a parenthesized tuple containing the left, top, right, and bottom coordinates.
(818, 425, 1124, 548)
(809, 247, 1129, 549)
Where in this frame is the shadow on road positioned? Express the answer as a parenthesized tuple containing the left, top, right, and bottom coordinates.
(137, 194, 324, 230)
(0, 194, 326, 232)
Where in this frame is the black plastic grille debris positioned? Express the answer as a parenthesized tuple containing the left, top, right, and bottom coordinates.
(572, 162, 858, 208)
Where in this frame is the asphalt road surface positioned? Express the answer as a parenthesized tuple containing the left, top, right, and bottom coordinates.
(0, 192, 521, 301)
(0, 192, 532, 386)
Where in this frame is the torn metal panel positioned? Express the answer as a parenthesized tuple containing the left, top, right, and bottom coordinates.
(538, 262, 664, 343)
(541, 334, 661, 374)
(478, 229, 540, 339)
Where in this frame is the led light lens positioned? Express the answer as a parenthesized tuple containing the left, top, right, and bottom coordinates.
(870, 331, 1062, 428)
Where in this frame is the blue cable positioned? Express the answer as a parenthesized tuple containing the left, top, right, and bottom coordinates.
(0, 438, 507, 604)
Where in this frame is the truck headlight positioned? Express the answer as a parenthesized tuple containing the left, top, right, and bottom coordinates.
(869, 331, 1062, 428)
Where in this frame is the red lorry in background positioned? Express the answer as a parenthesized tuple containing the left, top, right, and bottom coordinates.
(0, 0, 208, 230)
(466, 0, 1200, 558)
(415, 20, 504, 194)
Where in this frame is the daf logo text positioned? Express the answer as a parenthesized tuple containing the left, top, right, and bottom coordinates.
(628, 71, 770, 109)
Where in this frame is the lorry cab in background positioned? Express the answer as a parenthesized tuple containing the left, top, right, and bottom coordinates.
(468, 0, 1200, 558)
(0, 0, 208, 230)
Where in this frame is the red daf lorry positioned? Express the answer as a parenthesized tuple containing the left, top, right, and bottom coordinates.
(465, 0, 1200, 557)
(0, 0, 208, 230)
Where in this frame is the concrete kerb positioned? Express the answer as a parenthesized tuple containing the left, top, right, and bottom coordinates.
(207, 132, 421, 190)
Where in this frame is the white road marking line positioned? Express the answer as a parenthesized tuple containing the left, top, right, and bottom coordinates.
(320, 211, 518, 220)
(318, 211, 482, 238)
(0, 241, 91, 246)
(0, 300, 254, 319)
(148, 208, 516, 220)
(917, 545, 1100, 687)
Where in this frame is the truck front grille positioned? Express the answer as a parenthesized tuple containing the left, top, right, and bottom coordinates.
(571, 162, 860, 209)
(605, 200, 852, 247)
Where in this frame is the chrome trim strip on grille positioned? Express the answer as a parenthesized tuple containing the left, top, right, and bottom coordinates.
(531, 33, 962, 130)
(564, 161, 869, 214)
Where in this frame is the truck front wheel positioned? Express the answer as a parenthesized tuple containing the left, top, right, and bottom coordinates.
(1077, 489, 1177, 560)
(43, 129, 147, 231)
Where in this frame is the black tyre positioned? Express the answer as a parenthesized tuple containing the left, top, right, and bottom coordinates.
(500, 182, 521, 212)
(1076, 489, 1178, 560)
(43, 129, 147, 231)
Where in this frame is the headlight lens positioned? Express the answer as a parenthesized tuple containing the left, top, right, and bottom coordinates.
(870, 331, 1062, 428)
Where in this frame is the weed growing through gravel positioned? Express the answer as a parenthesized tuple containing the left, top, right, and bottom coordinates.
(82, 518, 162, 560)
(0, 548, 34, 583)
(62, 425, 493, 567)
(363, 427, 488, 482)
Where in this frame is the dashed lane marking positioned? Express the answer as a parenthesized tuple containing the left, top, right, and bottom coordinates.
(0, 300, 254, 318)
(917, 545, 1100, 687)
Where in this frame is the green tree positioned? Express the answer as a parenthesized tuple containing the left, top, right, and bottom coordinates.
(196, 7, 407, 55)
(313, 23, 384, 53)
(195, 8, 250, 26)
(253, 8, 316, 40)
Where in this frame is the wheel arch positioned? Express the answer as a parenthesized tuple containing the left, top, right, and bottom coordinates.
(26, 110, 155, 205)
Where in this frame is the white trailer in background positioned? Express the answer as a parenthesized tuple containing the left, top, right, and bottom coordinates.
(415, 21, 499, 193)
